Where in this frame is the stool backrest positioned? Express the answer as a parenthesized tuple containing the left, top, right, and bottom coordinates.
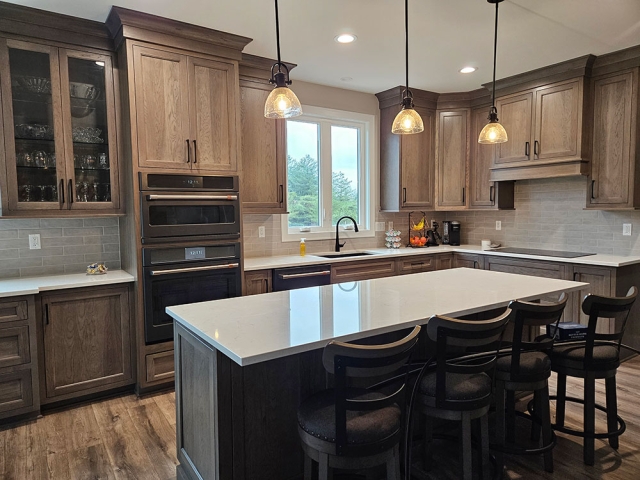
(507, 293, 568, 381)
(581, 286, 637, 367)
(427, 309, 513, 410)
(323, 326, 421, 456)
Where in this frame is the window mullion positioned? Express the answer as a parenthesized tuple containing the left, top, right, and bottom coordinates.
(320, 120, 333, 229)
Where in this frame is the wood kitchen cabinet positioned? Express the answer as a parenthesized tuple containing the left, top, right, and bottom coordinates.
(377, 87, 438, 211)
(453, 253, 485, 269)
(132, 44, 239, 173)
(331, 258, 397, 283)
(245, 269, 273, 296)
(494, 92, 534, 165)
(0, 38, 121, 215)
(436, 109, 469, 209)
(40, 285, 133, 402)
(239, 55, 287, 213)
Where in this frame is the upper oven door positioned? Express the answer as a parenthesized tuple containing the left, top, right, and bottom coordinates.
(141, 192, 240, 240)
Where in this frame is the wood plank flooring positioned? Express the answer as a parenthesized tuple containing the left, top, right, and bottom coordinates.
(0, 359, 639, 479)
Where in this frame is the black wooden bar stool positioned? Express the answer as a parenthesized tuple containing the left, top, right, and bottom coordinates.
(548, 286, 637, 466)
(494, 293, 568, 474)
(297, 326, 421, 480)
(415, 309, 512, 480)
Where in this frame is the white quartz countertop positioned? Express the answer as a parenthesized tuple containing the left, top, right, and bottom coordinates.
(167, 268, 587, 367)
(243, 245, 640, 271)
(0, 270, 135, 298)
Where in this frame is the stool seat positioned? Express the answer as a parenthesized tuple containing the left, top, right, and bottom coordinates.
(551, 343, 619, 370)
(419, 372, 492, 402)
(297, 388, 401, 445)
(496, 351, 551, 380)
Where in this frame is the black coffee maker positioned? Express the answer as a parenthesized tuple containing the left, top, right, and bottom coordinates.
(442, 221, 461, 246)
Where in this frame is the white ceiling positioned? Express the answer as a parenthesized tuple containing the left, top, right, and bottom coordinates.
(7, 0, 640, 94)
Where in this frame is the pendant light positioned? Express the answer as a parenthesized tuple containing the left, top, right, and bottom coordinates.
(391, 0, 424, 135)
(264, 0, 302, 119)
(478, 0, 508, 144)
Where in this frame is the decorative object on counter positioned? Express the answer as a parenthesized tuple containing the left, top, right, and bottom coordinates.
(391, 0, 424, 135)
(16, 76, 51, 94)
(478, 0, 508, 144)
(408, 211, 429, 247)
(299, 238, 306, 256)
(428, 221, 442, 246)
(482, 239, 492, 250)
(86, 263, 108, 275)
(264, 0, 302, 119)
(385, 229, 402, 249)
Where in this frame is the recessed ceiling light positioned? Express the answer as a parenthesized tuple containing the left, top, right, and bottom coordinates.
(460, 66, 477, 74)
(335, 34, 357, 44)
(340, 77, 353, 82)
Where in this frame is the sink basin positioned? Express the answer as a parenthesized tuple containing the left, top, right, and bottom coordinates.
(312, 252, 376, 259)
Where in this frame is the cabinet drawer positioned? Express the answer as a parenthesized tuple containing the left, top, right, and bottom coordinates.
(0, 326, 30, 368)
(331, 259, 397, 283)
(0, 300, 28, 324)
(146, 350, 175, 384)
(484, 256, 565, 279)
(0, 368, 33, 414)
(397, 256, 436, 274)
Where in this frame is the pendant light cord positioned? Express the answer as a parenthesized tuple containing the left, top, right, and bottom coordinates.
(491, 1, 499, 108)
(405, 0, 409, 91)
(275, 0, 282, 72)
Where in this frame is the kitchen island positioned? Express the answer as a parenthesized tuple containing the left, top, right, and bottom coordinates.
(167, 268, 587, 480)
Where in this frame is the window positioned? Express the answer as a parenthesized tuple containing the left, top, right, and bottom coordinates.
(282, 105, 376, 241)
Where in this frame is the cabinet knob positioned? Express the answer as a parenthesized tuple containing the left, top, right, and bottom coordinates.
(68, 179, 73, 209)
(534, 140, 540, 157)
(525, 141, 530, 157)
(591, 180, 596, 200)
(462, 187, 465, 204)
(403, 188, 407, 204)
(59, 179, 65, 208)
(193, 140, 197, 164)
(186, 139, 191, 163)
(490, 185, 495, 204)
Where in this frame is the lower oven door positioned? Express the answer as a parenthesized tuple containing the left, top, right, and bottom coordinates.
(143, 260, 241, 344)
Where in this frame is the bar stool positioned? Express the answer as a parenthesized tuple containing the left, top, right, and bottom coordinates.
(415, 309, 512, 480)
(549, 286, 637, 465)
(494, 293, 568, 474)
(297, 326, 421, 480)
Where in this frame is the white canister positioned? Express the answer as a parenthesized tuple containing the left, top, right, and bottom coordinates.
(481, 239, 492, 250)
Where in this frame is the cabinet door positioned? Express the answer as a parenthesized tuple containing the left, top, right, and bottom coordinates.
(571, 266, 613, 334)
(437, 110, 468, 208)
(453, 253, 484, 269)
(245, 270, 272, 296)
(401, 107, 435, 208)
(132, 45, 190, 170)
(589, 71, 636, 207)
(0, 39, 66, 212)
(59, 49, 120, 211)
(494, 92, 533, 165)
(42, 286, 132, 399)
(240, 81, 286, 212)
(470, 108, 496, 207)
(188, 56, 238, 172)
(436, 254, 453, 270)
(534, 80, 582, 161)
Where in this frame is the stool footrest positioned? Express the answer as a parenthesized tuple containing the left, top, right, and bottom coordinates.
(492, 410, 557, 455)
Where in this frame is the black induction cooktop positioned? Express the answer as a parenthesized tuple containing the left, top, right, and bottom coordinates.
(495, 247, 595, 258)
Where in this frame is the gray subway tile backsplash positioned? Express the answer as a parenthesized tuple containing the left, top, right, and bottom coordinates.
(0, 217, 121, 278)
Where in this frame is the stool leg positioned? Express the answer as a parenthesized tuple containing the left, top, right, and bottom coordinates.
(506, 390, 516, 443)
(531, 390, 541, 442)
(461, 411, 473, 480)
(479, 414, 490, 480)
(304, 455, 312, 480)
(556, 373, 567, 428)
(606, 375, 619, 450)
(540, 384, 554, 473)
(318, 452, 331, 480)
(423, 416, 433, 471)
(584, 373, 596, 466)
(495, 380, 506, 473)
(386, 444, 401, 480)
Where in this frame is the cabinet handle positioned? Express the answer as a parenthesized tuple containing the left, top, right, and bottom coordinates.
(462, 187, 465, 204)
(473, 261, 479, 269)
(68, 179, 73, 209)
(44, 304, 49, 326)
(59, 179, 64, 208)
(186, 139, 191, 163)
(279, 184, 284, 204)
(534, 140, 539, 157)
(403, 188, 407, 204)
(490, 185, 495, 204)
(591, 180, 596, 200)
(525, 141, 530, 157)
(573, 272, 579, 281)
(264, 279, 269, 292)
(193, 139, 197, 164)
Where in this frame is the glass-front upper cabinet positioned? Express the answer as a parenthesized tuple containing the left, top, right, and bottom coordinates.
(60, 49, 119, 211)
(0, 39, 120, 214)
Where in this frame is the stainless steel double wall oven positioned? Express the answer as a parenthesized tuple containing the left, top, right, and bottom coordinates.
(140, 173, 242, 344)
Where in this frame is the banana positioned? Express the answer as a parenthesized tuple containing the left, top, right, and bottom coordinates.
(411, 217, 425, 231)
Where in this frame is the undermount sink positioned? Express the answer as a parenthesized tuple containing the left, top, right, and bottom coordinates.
(312, 252, 376, 259)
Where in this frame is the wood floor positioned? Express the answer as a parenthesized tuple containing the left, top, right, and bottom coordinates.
(1, 357, 640, 479)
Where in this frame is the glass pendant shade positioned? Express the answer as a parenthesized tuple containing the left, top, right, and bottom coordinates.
(478, 120, 508, 144)
(264, 86, 302, 119)
(392, 106, 424, 134)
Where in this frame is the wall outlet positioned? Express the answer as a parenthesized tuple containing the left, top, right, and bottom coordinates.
(375, 222, 385, 232)
(623, 224, 632, 236)
(258, 226, 266, 238)
(28, 234, 41, 250)
(495, 221, 502, 231)
(388, 221, 393, 230)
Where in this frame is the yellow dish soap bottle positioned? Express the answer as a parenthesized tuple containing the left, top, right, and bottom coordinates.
(300, 238, 306, 256)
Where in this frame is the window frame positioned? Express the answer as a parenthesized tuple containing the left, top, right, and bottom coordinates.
(281, 105, 377, 242)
